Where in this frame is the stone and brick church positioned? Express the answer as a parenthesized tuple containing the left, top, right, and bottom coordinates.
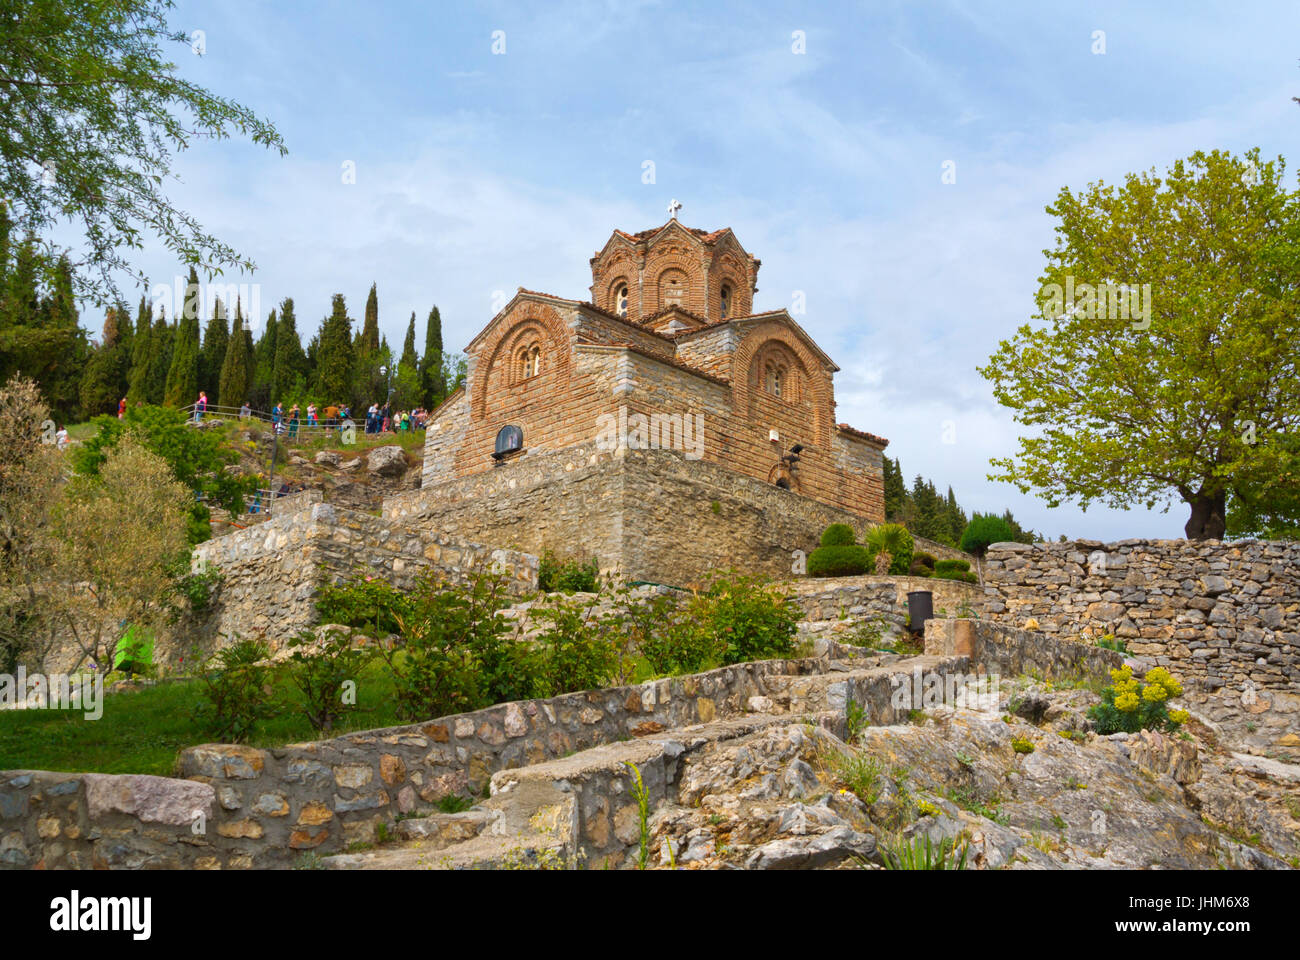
(391, 215, 890, 583)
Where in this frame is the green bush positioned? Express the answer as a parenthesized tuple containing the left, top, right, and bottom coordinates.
(1088, 665, 1190, 735)
(195, 637, 279, 742)
(912, 552, 936, 571)
(633, 593, 723, 676)
(694, 571, 800, 665)
(959, 514, 1017, 558)
(316, 576, 411, 636)
(378, 569, 533, 722)
(807, 544, 872, 577)
(934, 558, 970, 574)
(530, 595, 619, 696)
(285, 627, 376, 733)
(820, 523, 858, 547)
(538, 550, 600, 593)
(864, 523, 914, 575)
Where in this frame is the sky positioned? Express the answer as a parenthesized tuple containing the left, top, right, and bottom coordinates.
(80, 0, 1300, 541)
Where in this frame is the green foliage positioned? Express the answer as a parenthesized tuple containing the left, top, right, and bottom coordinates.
(627, 591, 720, 677)
(195, 637, 279, 743)
(0, 0, 286, 304)
(820, 523, 857, 547)
(529, 595, 618, 697)
(198, 293, 229, 400)
(537, 551, 600, 593)
(960, 514, 1017, 558)
(420, 305, 446, 409)
(1087, 665, 1190, 735)
(435, 794, 475, 814)
(1094, 634, 1128, 653)
(934, 558, 970, 574)
(163, 299, 201, 408)
(625, 761, 652, 870)
(864, 523, 914, 574)
(1010, 735, 1035, 754)
(979, 148, 1300, 540)
(315, 294, 355, 405)
(217, 308, 250, 408)
(272, 298, 309, 403)
(72, 402, 251, 542)
(378, 569, 530, 722)
(284, 627, 375, 733)
(692, 571, 799, 666)
(835, 752, 884, 805)
(880, 833, 969, 870)
(807, 545, 871, 577)
(315, 575, 411, 636)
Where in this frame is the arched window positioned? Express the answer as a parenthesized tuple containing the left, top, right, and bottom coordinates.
(615, 284, 629, 318)
(765, 363, 785, 398)
(661, 270, 687, 309)
(494, 424, 523, 459)
(517, 343, 541, 381)
(720, 284, 732, 319)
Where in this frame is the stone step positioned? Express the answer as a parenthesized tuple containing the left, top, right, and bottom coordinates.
(393, 808, 496, 846)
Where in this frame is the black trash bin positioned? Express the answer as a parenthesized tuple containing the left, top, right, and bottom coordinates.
(907, 590, 934, 634)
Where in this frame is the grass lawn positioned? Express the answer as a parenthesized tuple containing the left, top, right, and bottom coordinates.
(0, 662, 406, 777)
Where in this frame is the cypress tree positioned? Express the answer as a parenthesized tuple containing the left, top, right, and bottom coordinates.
(238, 298, 255, 390)
(272, 298, 307, 402)
(419, 304, 444, 408)
(315, 294, 354, 403)
(217, 310, 250, 408)
(163, 296, 202, 407)
(400, 312, 418, 368)
(360, 283, 380, 353)
(79, 306, 131, 416)
(199, 295, 229, 397)
(251, 308, 278, 407)
(126, 299, 153, 403)
(142, 308, 173, 405)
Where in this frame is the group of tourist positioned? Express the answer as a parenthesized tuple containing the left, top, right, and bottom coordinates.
(173, 391, 431, 438)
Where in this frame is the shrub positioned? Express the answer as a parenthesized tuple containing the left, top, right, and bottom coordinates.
(538, 550, 601, 593)
(1087, 665, 1190, 735)
(285, 626, 376, 733)
(881, 833, 969, 870)
(820, 523, 857, 547)
(693, 571, 800, 665)
(634, 595, 725, 677)
(807, 545, 871, 577)
(907, 560, 932, 577)
(380, 569, 532, 722)
(912, 552, 936, 572)
(195, 636, 279, 742)
(934, 558, 970, 574)
(864, 523, 914, 575)
(959, 514, 1017, 558)
(529, 595, 619, 696)
(316, 576, 411, 636)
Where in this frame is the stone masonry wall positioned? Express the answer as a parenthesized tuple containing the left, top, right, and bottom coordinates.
(190, 492, 537, 655)
(982, 538, 1300, 752)
(389, 442, 898, 585)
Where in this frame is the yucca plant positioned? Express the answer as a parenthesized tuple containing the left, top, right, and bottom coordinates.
(880, 832, 969, 870)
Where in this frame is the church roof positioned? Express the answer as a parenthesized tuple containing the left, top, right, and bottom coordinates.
(837, 422, 890, 448)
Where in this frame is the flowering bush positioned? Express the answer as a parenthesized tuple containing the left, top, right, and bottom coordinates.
(1087, 665, 1190, 734)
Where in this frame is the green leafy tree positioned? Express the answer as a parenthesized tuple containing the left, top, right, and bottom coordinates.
(141, 308, 173, 405)
(250, 308, 277, 409)
(0, 0, 286, 303)
(73, 403, 251, 543)
(979, 149, 1300, 539)
(198, 295, 228, 399)
(360, 282, 380, 353)
(79, 305, 132, 416)
(959, 514, 1016, 558)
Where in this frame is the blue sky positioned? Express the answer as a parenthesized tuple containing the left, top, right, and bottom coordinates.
(101, 0, 1300, 541)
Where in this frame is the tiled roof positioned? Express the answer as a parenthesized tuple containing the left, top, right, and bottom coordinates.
(837, 422, 889, 448)
(612, 223, 731, 245)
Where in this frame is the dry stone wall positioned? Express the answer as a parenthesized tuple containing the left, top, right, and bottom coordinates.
(982, 538, 1300, 750)
(191, 492, 537, 654)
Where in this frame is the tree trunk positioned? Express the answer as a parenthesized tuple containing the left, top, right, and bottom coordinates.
(1184, 491, 1227, 540)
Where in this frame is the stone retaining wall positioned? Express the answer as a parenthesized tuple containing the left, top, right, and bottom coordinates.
(788, 574, 986, 632)
(982, 538, 1300, 752)
(190, 493, 538, 654)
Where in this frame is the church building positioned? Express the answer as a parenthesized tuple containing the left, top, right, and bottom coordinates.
(397, 213, 889, 582)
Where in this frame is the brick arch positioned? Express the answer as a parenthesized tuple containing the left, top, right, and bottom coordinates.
(645, 246, 705, 315)
(591, 242, 642, 313)
(471, 304, 570, 420)
(602, 271, 638, 319)
(732, 321, 833, 446)
(710, 252, 751, 319)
